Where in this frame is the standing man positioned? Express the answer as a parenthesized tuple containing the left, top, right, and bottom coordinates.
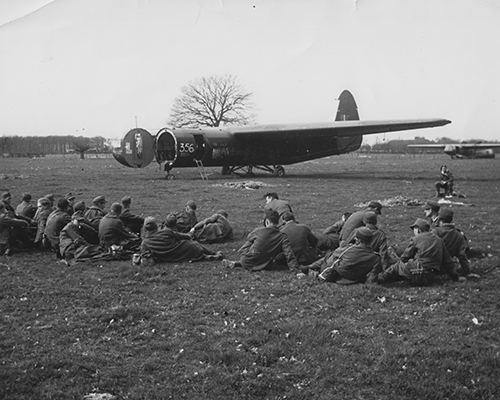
(222, 210, 299, 271)
(377, 218, 457, 285)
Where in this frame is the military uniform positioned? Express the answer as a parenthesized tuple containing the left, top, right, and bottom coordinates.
(379, 231, 457, 285)
(34, 208, 51, 244)
(120, 209, 144, 235)
(15, 201, 36, 220)
(175, 210, 198, 233)
(280, 220, 319, 265)
(59, 221, 103, 261)
(98, 212, 138, 249)
(319, 243, 381, 283)
(141, 227, 214, 262)
(264, 199, 293, 225)
(435, 168, 454, 197)
(44, 209, 71, 252)
(192, 213, 233, 243)
(0, 211, 29, 254)
(338, 210, 366, 245)
(84, 206, 106, 230)
(237, 226, 298, 271)
(346, 224, 390, 269)
(433, 223, 470, 275)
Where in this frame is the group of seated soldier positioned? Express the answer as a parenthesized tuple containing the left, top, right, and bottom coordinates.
(0, 189, 476, 285)
(0, 191, 233, 265)
(223, 192, 476, 286)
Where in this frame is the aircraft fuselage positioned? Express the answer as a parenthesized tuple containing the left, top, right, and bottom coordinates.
(155, 127, 362, 168)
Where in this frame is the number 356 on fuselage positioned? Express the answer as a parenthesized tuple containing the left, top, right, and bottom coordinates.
(113, 90, 451, 176)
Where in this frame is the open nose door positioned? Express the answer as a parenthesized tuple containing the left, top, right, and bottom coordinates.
(113, 128, 156, 168)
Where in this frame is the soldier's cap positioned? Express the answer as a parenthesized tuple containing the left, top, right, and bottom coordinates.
(368, 201, 383, 215)
(121, 195, 132, 205)
(282, 211, 295, 222)
(73, 200, 86, 211)
(438, 208, 454, 223)
(57, 198, 69, 210)
(38, 197, 51, 206)
(356, 227, 373, 241)
(22, 193, 32, 201)
(410, 218, 430, 230)
(143, 216, 158, 231)
(1, 191, 11, 200)
(165, 213, 177, 227)
(363, 211, 378, 225)
(424, 201, 440, 212)
(185, 200, 197, 210)
(263, 192, 279, 200)
(92, 195, 106, 205)
(216, 209, 228, 218)
(65, 192, 76, 201)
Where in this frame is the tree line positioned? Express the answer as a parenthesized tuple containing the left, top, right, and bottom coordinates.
(0, 136, 111, 158)
(361, 137, 499, 154)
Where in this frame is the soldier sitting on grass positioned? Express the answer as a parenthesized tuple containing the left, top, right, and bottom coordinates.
(175, 200, 198, 233)
(98, 202, 141, 252)
(0, 202, 31, 256)
(300, 227, 381, 284)
(59, 215, 105, 264)
(376, 218, 458, 286)
(315, 211, 352, 253)
(44, 198, 71, 257)
(136, 216, 223, 265)
(189, 210, 233, 244)
(222, 210, 299, 272)
(263, 192, 294, 226)
(432, 208, 478, 279)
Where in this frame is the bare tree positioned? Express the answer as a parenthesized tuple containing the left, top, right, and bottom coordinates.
(169, 74, 253, 128)
(73, 138, 92, 159)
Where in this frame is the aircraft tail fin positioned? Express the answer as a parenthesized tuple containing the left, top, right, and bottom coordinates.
(335, 90, 359, 121)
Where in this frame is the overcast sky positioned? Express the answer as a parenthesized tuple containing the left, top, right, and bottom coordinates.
(1, 0, 499, 144)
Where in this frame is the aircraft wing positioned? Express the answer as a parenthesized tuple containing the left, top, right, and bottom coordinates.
(225, 119, 451, 140)
(407, 144, 447, 148)
(408, 143, 500, 149)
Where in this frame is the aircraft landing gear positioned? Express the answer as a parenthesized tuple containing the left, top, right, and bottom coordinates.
(164, 162, 175, 180)
(222, 164, 285, 177)
(273, 165, 285, 177)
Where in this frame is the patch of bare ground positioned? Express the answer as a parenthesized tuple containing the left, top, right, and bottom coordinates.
(1, 154, 499, 399)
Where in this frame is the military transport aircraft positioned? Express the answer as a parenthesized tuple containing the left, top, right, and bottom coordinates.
(407, 141, 500, 159)
(113, 90, 451, 178)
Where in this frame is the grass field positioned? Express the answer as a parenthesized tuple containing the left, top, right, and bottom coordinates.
(1, 154, 499, 400)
